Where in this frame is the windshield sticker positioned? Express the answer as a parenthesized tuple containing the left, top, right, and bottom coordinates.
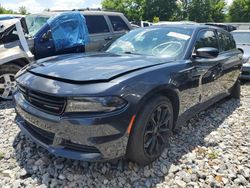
(167, 32, 190, 40)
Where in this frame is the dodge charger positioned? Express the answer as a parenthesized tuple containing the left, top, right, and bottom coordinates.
(14, 25, 242, 165)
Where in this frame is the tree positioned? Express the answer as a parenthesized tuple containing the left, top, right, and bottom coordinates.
(210, 0, 226, 22)
(143, 0, 179, 21)
(0, 5, 15, 14)
(102, 0, 145, 21)
(187, 0, 213, 22)
(19, 6, 28, 15)
(102, 0, 179, 22)
(186, 0, 226, 22)
(229, 0, 250, 22)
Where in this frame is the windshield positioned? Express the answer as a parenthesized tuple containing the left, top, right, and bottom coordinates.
(232, 32, 250, 45)
(25, 14, 50, 36)
(107, 27, 193, 58)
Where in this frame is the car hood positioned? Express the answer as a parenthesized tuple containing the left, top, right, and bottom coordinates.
(26, 53, 173, 83)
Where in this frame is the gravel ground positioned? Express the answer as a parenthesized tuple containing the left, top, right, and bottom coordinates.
(0, 84, 250, 188)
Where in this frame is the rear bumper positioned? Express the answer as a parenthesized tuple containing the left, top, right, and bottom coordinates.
(14, 92, 131, 161)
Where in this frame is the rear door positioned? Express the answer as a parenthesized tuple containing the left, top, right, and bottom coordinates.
(216, 30, 242, 91)
(84, 15, 113, 52)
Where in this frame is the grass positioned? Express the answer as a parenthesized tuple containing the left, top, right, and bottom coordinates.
(0, 152, 5, 160)
(207, 151, 219, 159)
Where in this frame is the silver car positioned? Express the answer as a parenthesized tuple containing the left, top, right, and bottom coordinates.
(231, 30, 250, 80)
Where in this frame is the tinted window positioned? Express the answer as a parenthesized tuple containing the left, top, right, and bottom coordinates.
(195, 30, 218, 51)
(108, 16, 129, 32)
(218, 31, 236, 51)
(85, 15, 109, 34)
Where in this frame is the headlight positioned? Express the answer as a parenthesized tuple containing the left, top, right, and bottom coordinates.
(65, 96, 127, 113)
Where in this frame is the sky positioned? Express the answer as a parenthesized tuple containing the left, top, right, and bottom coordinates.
(0, 0, 102, 13)
(0, 0, 233, 14)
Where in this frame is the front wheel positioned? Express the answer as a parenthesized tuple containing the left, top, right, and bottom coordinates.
(0, 64, 21, 100)
(127, 96, 174, 165)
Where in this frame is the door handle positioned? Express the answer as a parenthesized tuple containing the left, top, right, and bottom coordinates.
(105, 37, 113, 41)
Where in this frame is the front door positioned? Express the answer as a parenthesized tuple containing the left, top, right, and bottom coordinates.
(34, 12, 89, 59)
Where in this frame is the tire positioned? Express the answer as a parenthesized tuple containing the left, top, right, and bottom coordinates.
(231, 79, 241, 99)
(0, 63, 21, 100)
(127, 96, 174, 166)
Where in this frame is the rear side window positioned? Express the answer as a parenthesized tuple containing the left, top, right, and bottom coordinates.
(85, 15, 109, 34)
(195, 30, 218, 51)
(108, 16, 129, 32)
(218, 31, 236, 52)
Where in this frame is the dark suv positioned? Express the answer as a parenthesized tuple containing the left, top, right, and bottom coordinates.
(14, 25, 242, 165)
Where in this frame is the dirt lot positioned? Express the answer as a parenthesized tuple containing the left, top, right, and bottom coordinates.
(0, 83, 249, 188)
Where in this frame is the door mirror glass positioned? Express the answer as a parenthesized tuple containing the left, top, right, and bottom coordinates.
(195, 47, 219, 59)
(41, 30, 52, 42)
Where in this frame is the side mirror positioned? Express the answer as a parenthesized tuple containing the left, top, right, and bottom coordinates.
(41, 30, 52, 42)
(195, 47, 219, 59)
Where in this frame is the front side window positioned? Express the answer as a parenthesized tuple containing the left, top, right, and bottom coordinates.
(108, 16, 129, 32)
(107, 27, 193, 58)
(85, 15, 109, 34)
(218, 31, 236, 52)
(26, 15, 50, 36)
(195, 30, 218, 51)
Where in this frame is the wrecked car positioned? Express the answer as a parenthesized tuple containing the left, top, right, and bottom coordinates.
(0, 10, 132, 99)
(14, 24, 242, 165)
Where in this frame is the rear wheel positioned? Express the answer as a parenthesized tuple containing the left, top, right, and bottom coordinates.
(231, 79, 241, 99)
(127, 96, 174, 165)
(0, 64, 21, 100)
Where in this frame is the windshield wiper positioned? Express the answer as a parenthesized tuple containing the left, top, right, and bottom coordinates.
(123, 51, 142, 55)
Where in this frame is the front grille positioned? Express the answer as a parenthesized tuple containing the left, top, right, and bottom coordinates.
(23, 121, 55, 145)
(63, 140, 100, 153)
(18, 85, 66, 115)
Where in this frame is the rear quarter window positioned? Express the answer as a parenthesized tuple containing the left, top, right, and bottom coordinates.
(218, 31, 236, 52)
(108, 15, 129, 32)
(85, 15, 110, 34)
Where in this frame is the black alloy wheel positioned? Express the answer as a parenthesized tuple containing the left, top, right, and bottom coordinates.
(143, 104, 172, 158)
(127, 96, 174, 165)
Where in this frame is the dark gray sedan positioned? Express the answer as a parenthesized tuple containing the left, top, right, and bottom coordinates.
(14, 25, 242, 165)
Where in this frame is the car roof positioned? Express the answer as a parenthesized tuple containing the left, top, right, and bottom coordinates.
(149, 24, 221, 30)
(27, 10, 124, 18)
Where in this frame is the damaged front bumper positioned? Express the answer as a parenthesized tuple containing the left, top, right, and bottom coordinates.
(14, 91, 130, 161)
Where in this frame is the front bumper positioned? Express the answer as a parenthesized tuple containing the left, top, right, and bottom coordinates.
(14, 92, 131, 161)
(240, 66, 250, 80)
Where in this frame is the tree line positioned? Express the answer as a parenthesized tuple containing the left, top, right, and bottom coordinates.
(1, 0, 249, 22)
(0, 5, 28, 15)
(102, 0, 250, 22)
